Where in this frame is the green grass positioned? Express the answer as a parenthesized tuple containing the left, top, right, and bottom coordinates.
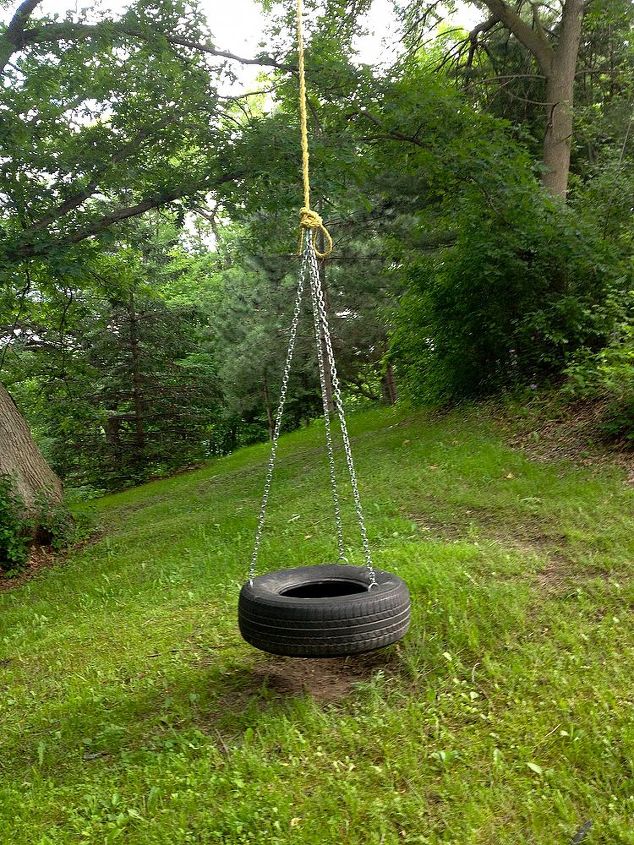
(0, 405, 632, 844)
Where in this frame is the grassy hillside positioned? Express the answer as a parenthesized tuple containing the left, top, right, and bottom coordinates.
(0, 406, 632, 844)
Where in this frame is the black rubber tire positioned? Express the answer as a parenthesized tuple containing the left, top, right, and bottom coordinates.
(238, 564, 410, 657)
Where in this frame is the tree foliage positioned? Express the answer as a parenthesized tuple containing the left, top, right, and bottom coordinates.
(0, 474, 29, 570)
(1, 0, 632, 499)
(5, 219, 224, 489)
(392, 182, 619, 401)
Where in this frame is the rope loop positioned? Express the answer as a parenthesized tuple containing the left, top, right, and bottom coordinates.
(299, 206, 333, 259)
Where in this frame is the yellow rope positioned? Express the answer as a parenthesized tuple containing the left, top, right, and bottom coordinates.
(296, 0, 332, 259)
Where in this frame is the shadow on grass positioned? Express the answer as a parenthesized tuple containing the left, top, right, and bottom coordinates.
(192, 646, 406, 746)
(5, 644, 405, 775)
(211, 647, 399, 705)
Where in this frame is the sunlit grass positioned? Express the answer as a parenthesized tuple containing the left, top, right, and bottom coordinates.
(0, 405, 632, 844)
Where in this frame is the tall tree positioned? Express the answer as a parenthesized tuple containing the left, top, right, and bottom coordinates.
(0, 383, 62, 510)
(0, 0, 282, 503)
(2, 216, 224, 490)
(483, 0, 584, 197)
(405, 0, 588, 197)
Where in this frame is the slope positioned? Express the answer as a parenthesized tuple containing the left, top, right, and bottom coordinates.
(0, 406, 632, 844)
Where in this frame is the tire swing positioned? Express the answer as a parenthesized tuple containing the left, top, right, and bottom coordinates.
(237, 0, 410, 658)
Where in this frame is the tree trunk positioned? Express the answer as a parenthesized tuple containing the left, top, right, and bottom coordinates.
(542, 0, 584, 197)
(128, 293, 145, 461)
(381, 363, 398, 405)
(263, 375, 274, 441)
(104, 415, 123, 460)
(0, 382, 63, 511)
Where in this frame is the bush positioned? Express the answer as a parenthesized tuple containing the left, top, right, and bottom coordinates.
(391, 183, 621, 404)
(565, 291, 634, 442)
(0, 477, 94, 574)
(0, 476, 29, 571)
(32, 493, 83, 550)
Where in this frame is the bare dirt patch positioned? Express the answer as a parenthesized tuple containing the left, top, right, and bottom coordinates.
(496, 397, 633, 482)
(409, 501, 579, 592)
(243, 650, 396, 704)
(534, 554, 577, 590)
(203, 648, 400, 719)
(410, 502, 569, 555)
(194, 648, 401, 750)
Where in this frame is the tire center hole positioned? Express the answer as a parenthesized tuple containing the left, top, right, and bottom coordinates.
(280, 580, 369, 599)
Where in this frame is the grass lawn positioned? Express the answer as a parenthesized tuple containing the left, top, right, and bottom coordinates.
(0, 405, 632, 844)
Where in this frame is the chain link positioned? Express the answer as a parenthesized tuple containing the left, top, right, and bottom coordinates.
(306, 244, 378, 587)
(305, 232, 346, 560)
(248, 232, 376, 587)
(248, 249, 308, 585)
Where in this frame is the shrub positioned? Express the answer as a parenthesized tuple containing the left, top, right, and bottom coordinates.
(0, 476, 29, 571)
(0, 478, 94, 574)
(565, 291, 634, 442)
(391, 184, 621, 404)
(32, 494, 75, 550)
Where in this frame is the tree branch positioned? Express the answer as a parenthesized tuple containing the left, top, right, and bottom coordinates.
(479, 0, 554, 74)
(356, 109, 425, 147)
(529, 1, 549, 43)
(25, 115, 178, 234)
(4, 20, 294, 73)
(466, 16, 499, 70)
(0, 264, 31, 371)
(0, 0, 42, 72)
(5, 170, 244, 261)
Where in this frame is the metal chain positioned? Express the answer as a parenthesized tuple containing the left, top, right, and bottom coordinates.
(306, 244, 378, 587)
(248, 233, 376, 587)
(304, 232, 346, 561)
(248, 250, 308, 585)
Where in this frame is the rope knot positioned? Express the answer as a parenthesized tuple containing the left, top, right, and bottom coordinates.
(299, 207, 323, 229)
(299, 206, 333, 259)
